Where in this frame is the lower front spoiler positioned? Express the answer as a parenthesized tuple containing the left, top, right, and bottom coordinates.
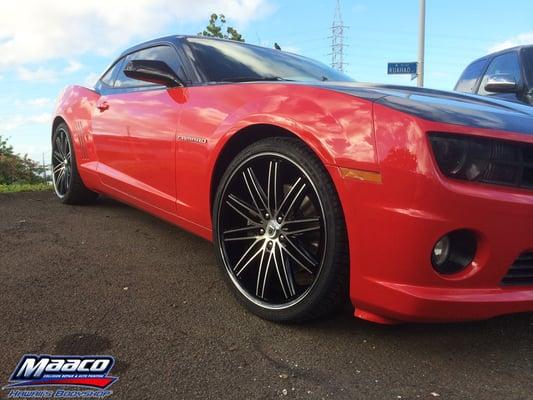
(353, 279, 533, 324)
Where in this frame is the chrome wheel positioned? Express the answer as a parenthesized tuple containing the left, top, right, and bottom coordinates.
(217, 152, 327, 309)
(52, 127, 72, 198)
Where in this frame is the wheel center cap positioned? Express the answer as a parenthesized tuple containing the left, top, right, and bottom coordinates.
(265, 220, 281, 239)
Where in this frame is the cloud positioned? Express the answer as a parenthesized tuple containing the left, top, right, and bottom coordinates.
(0, 113, 51, 133)
(0, 0, 274, 68)
(16, 60, 84, 82)
(82, 72, 100, 88)
(64, 60, 83, 74)
(489, 32, 533, 53)
(17, 66, 58, 82)
(14, 97, 53, 108)
(28, 98, 53, 107)
(11, 144, 51, 159)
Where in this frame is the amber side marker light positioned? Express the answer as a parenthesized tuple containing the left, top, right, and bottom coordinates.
(340, 167, 382, 184)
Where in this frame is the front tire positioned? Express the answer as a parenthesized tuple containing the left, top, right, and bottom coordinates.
(213, 137, 349, 322)
(52, 122, 98, 204)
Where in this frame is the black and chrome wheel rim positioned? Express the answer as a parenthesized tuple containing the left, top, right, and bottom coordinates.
(217, 152, 327, 309)
(52, 128, 72, 198)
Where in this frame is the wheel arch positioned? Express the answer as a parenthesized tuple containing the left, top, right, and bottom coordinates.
(52, 115, 67, 135)
(209, 123, 340, 217)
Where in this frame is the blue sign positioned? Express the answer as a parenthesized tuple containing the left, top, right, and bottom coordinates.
(387, 62, 418, 75)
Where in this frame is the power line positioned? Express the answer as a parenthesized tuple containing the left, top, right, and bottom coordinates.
(329, 0, 348, 72)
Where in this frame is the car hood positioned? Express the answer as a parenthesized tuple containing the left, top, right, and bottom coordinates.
(316, 82, 533, 135)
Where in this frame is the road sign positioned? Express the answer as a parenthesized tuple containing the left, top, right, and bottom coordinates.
(387, 62, 418, 75)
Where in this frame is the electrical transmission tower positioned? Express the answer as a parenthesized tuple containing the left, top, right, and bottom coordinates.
(330, 0, 348, 72)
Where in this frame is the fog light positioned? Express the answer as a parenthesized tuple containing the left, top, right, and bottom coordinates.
(431, 230, 477, 275)
(432, 235, 451, 267)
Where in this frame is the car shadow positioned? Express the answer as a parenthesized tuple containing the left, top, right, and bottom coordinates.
(301, 306, 533, 351)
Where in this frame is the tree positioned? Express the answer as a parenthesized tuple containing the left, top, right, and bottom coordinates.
(0, 135, 45, 184)
(198, 13, 245, 42)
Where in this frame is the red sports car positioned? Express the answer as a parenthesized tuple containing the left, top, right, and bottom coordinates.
(52, 35, 533, 324)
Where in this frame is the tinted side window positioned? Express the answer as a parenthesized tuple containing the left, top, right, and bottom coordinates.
(455, 59, 488, 93)
(478, 52, 522, 95)
(521, 47, 533, 87)
(186, 37, 353, 83)
(99, 61, 122, 87)
(114, 45, 181, 89)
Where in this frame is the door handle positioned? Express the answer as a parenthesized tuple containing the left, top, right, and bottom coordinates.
(97, 101, 109, 112)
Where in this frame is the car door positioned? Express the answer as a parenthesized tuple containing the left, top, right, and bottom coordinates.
(477, 52, 524, 103)
(92, 45, 184, 214)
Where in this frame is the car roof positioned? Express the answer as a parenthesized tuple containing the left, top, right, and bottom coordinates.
(469, 44, 533, 64)
(118, 35, 279, 58)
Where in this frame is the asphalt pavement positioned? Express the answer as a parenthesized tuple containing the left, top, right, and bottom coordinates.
(1, 191, 532, 399)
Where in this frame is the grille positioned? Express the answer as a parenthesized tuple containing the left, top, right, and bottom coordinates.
(480, 139, 533, 190)
(501, 253, 533, 286)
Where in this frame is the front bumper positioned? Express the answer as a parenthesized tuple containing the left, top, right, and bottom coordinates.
(331, 106, 533, 323)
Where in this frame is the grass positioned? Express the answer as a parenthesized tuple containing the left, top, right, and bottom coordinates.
(0, 182, 53, 193)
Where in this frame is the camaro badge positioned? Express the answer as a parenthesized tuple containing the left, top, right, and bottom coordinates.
(177, 135, 207, 144)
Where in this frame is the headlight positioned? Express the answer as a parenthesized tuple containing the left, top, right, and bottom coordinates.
(429, 133, 529, 188)
(429, 134, 491, 181)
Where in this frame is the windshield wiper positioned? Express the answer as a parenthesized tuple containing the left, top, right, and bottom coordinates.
(221, 76, 293, 83)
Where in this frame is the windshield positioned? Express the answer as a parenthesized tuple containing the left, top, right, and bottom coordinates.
(186, 37, 354, 83)
(523, 47, 533, 87)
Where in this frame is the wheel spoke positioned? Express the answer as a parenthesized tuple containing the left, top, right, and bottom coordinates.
(224, 235, 258, 242)
(53, 150, 63, 162)
(257, 245, 274, 298)
(284, 222, 321, 236)
(244, 167, 269, 214)
(224, 225, 260, 235)
(61, 134, 69, 156)
(276, 177, 306, 218)
(53, 163, 63, 174)
(61, 170, 68, 192)
(281, 235, 318, 274)
(273, 242, 296, 298)
(57, 168, 65, 182)
(283, 217, 320, 226)
(267, 161, 279, 213)
(272, 243, 288, 298)
(226, 194, 262, 224)
(57, 170, 65, 191)
(234, 239, 264, 276)
(55, 137, 64, 158)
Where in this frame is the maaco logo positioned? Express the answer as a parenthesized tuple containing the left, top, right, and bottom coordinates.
(3, 355, 118, 390)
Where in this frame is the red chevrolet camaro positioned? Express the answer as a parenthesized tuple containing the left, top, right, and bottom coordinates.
(52, 35, 533, 324)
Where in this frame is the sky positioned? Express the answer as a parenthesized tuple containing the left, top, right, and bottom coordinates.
(1, 0, 533, 162)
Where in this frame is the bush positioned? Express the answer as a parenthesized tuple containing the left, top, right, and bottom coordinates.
(0, 136, 45, 185)
(0, 182, 51, 193)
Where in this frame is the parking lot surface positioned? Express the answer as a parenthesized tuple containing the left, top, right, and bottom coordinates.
(1, 191, 532, 399)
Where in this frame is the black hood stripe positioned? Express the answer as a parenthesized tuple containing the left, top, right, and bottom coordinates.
(316, 83, 533, 135)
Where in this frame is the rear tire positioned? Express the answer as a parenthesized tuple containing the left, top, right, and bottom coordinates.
(213, 137, 349, 323)
(52, 122, 98, 204)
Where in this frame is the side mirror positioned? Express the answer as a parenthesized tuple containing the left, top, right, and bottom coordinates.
(484, 74, 518, 93)
(124, 60, 183, 87)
